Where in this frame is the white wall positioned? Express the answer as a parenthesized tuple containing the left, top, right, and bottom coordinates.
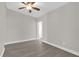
(37, 2, 79, 55)
(0, 3, 6, 56)
(5, 9, 36, 44)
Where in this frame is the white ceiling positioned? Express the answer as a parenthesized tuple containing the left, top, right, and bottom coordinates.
(6, 2, 68, 18)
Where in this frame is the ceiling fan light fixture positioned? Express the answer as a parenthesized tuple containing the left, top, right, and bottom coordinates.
(26, 5, 32, 10)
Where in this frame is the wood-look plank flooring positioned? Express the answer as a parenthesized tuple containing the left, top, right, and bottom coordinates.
(3, 40, 78, 57)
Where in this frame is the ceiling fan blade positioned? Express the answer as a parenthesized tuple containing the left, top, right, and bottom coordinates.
(32, 7, 40, 11)
(19, 7, 25, 9)
(26, 2, 35, 5)
(21, 2, 27, 5)
(31, 2, 35, 5)
(26, 2, 30, 5)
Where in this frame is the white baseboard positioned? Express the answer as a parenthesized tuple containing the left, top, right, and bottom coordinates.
(4, 38, 36, 45)
(0, 47, 5, 57)
(41, 40, 79, 56)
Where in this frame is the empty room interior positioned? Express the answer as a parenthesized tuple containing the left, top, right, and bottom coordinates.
(0, 2, 79, 57)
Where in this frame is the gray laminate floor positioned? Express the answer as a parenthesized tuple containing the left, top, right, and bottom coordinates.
(3, 40, 78, 57)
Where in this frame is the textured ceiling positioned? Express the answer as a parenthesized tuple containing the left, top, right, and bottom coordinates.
(6, 2, 68, 18)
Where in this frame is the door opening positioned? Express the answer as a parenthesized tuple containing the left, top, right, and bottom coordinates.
(37, 21, 43, 39)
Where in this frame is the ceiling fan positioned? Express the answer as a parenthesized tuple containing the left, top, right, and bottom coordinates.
(18, 2, 40, 13)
